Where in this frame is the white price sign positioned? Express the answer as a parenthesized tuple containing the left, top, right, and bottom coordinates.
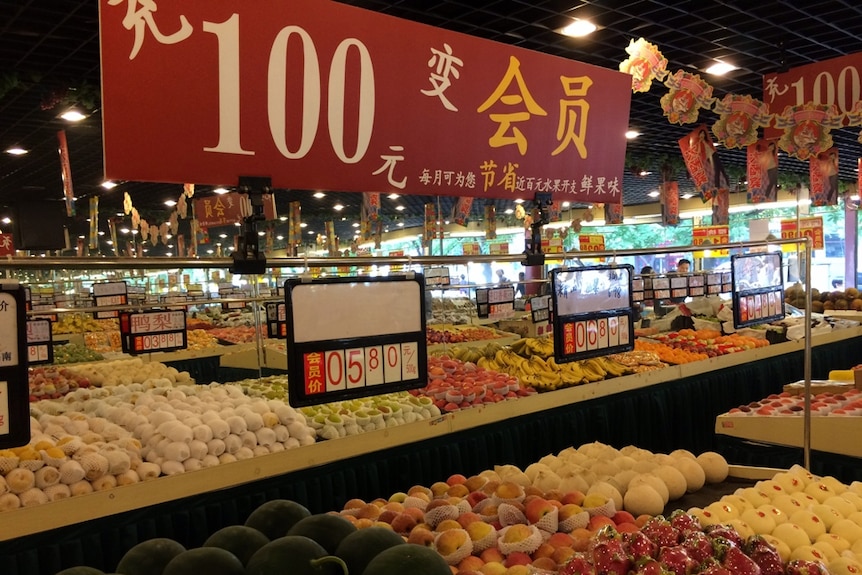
(286, 275, 427, 407)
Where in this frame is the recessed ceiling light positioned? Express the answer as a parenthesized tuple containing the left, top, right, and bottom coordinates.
(313, 192, 326, 198)
(213, 187, 229, 195)
(681, 193, 694, 199)
(59, 109, 87, 122)
(258, 231, 265, 236)
(396, 205, 406, 211)
(514, 199, 525, 204)
(219, 234, 227, 239)
(1, 217, 10, 224)
(397, 222, 404, 227)
(648, 190, 661, 198)
(388, 193, 400, 199)
(705, 61, 738, 75)
(562, 201, 571, 208)
(101, 181, 117, 190)
(234, 222, 241, 227)
(639, 170, 652, 176)
(164, 200, 177, 207)
(352, 222, 360, 227)
(560, 19, 597, 38)
(279, 216, 287, 221)
(300, 222, 308, 228)
(120, 227, 130, 234)
(625, 130, 640, 139)
(308, 230, 315, 234)
(5, 146, 28, 155)
(504, 208, 514, 214)
(116, 212, 124, 216)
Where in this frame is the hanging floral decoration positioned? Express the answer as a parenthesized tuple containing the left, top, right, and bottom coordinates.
(773, 102, 843, 160)
(711, 94, 773, 149)
(660, 71, 714, 125)
(619, 38, 668, 93)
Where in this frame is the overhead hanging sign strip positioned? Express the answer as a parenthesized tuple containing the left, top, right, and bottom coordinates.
(98, 0, 631, 203)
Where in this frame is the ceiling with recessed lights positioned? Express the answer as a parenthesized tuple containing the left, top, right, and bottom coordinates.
(1, 0, 861, 248)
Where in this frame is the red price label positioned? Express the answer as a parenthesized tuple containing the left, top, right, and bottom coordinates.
(308, 342, 420, 394)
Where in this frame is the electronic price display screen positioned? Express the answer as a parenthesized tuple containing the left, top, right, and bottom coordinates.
(530, 295, 552, 324)
(119, 310, 188, 354)
(92, 281, 128, 319)
(26, 319, 53, 365)
(550, 265, 635, 363)
(731, 252, 785, 329)
(266, 302, 287, 338)
(475, 286, 515, 319)
(688, 274, 706, 297)
(284, 275, 427, 407)
(0, 283, 31, 448)
(423, 266, 451, 288)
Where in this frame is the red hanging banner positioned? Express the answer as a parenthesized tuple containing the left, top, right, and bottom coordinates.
(809, 147, 839, 207)
(747, 140, 778, 203)
(660, 181, 679, 226)
(57, 130, 75, 216)
(98, 0, 631, 203)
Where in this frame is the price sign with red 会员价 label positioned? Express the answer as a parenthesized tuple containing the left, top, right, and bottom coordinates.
(780, 217, 824, 250)
(26, 319, 53, 365)
(284, 275, 428, 407)
(92, 281, 128, 319)
(119, 310, 188, 354)
(550, 265, 634, 363)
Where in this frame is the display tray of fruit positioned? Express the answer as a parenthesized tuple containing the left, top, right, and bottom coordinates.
(787, 283, 862, 313)
(725, 389, 862, 417)
(233, 374, 443, 440)
(28, 366, 92, 401)
(51, 342, 105, 365)
(414, 355, 536, 412)
(52, 314, 119, 335)
(426, 324, 515, 345)
(634, 339, 709, 364)
(650, 329, 770, 356)
(207, 325, 267, 344)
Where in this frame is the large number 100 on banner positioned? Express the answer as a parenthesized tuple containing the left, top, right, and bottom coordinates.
(99, 0, 630, 203)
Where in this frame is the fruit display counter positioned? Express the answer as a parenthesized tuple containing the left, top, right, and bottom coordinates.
(2, 326, 861, 575)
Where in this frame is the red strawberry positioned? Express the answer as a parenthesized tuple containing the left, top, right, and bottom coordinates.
(560, 554, 596, 575)
(669, 510, 701, 535)
(681, 531, 714, 563)
(785, 559, 829, 575)
(705, 524, 744, 548)
(658, 545, 697, 575)
(642, 517, 681, 548)
(635, 558, 674, 575)
(592, 539, 632, 575)
(625, 530, 658, 561)
(744, 536, 784, 575)
(698, 559, 733, 575)
(721, 545, 761, 575)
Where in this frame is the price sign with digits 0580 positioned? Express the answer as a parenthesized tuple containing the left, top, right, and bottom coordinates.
(284, 275, 428, 407)
(550, 265, 635, 363)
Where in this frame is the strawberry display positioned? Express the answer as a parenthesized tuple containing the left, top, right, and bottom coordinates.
(784, 559, 829, 575)
(591, 538, 632, 575)
(745, 536, 785, 575)
(658, 545, 697, 575)
(720, 545, 762, 575)
(641, 517, 681, 548)
(559, 517, 791, 575)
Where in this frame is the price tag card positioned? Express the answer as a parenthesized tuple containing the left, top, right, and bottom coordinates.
(30, 303, 58, 323)
(707, 273, 721, 286)
(0, 283, 30, 448)
(119, 310, 188, 354)
(284, 274, 427, 407)
(550, 265, 635, 363)
(423, 266, 451, 288)
(731, 252, 785, 328)
(92, 281, 128, 319)
(653, 277, 670, 290)
(266, 302, 287, 338)
(670, 276, 688, 290)
(654, 289, 671, 300)
(475, 286, 515, 319)
(530, 295, 552, 323)
(26, 319, 53, 365)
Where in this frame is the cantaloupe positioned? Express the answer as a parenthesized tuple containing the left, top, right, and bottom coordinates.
(203, 525, 269, 566)
(361, 543, 451, 575)
(116, 538, 186, 575)
(162, 548, 244, 575)
(246, 536, 345, 575)
(244, 499, 311, 540)
(287, 513, 357, 554)
(335, 526, 405, 575)
(55, 568, 105, 575)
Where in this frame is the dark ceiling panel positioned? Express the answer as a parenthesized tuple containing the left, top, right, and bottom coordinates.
(0, 0, 860, 245)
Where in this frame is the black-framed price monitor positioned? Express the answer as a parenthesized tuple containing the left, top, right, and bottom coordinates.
(0, 282, 30, 448)
(284, 274, 428, 407)
(26, 319, 53, 365)
(731, 252, 785, 329)
(550, 265, 635, 363)
(92, 281, 128, 319)
(119, 310, 188, 354)
(266, 302, 287, 338)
